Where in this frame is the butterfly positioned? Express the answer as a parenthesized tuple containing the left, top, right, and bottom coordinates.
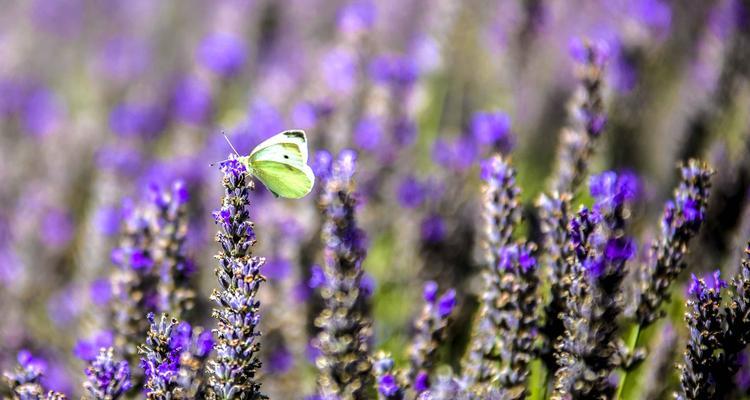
(216, 130, 315, 199)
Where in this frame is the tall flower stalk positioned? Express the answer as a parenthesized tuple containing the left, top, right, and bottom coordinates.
(207, 158, 266, 400)
(407, 282, 456, 395)
(495, 243, 540, 400)
(635, 160, 714, 325)
(462, 155, 522, 387)
(315, 150, 373, 400)
(109, 198, 159, 365)
(552, 172, 638, 399)
(676, 272, 727, 400)
(151, 182, 196, 320)
(539, 38, 608, 376)
(549, 38, 609, 194)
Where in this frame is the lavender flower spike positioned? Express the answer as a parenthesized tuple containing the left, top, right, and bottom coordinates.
(536, 192, 573, 374)
(407, 282, 456, 394)
(463, 155, 522, 386)
(3, 351, 68, 399)
(139, 313, 180, 398)
(83, 348, 132, 400)
(207, 157, 267, 400)
(553, 171, 637, 399)
(713, 245, 750, 396)
(496, 243, 540, 399)
(139, 313, 213, 399)
(315, 150, 373, 399)
(635, 159, 714, 326)
(109, 197, 158, 364)
(151, 181, 196, 320)
(676, 271, 727, 400)
(550, 38, 609, 194)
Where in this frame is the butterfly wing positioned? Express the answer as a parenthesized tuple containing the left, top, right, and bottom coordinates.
(250, 130, 308, 163)
(250, 160, 315, 199)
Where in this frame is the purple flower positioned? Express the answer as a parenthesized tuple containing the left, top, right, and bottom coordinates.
(172, 75, 212, 125)
(264, 257, 290, 280)
(74, 331, 114, 361)
(130, 250, 153, 270)
(40, 208, 74, 249)
(22, 87, 64, 138)
(707, 270, 727, 291)
(682, 198, 701, 222)
(196, 330, 214, 358)
(688, 271, 725, 299)
(437, 289, 457, 319)
(291, 101, 320, 129)
(309, 264, 326, 289)
(470, 111, 512, 151)
(219, 157, 247, 179)
(589, 170, 640, 212)
(423, 281, 438, 303)
(90, 278, 112, 306)
(18, 350, 46, 373)
(628, 0, 672, 33)
(336, 149, 358, 181)
(396, 175, 426, 209)
(198, 33, 247, 77)
(378, 374, 399, 396)
(322, 49, 357, 95)
(83, 348, 131, 399)
(393, 117, 417, 147)
(337, 0, 376, 34)
(354, 116, 384, 152)
(267, 345, 294, 374)
(109, 101, 166, 138)
(311, 150, 333, 181)
(369, 54, 419, 87)
(95, 206, 121, 236)
(414, 370, 430, 392)
(568, 37, 610, 66)
(604, 237, 636, 263)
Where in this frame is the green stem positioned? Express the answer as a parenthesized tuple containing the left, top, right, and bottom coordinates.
(615, 324, 642, 400)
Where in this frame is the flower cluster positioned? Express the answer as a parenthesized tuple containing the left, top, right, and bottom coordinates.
(109, 181, 197, 367)
(138, 313, 213, 399)
(677, 244, 750, 399)
(494, 243, 539, 399)
(537, 192, 574, 373)
(3, 351, 67, 400)
(314, 150, 373, 399)
(150, 182, 195, 321)
(463, 155, 522, 386)
(552, 171, 638, 399)
(373, 354, 405, 400)
(677, 271, 728, 400)
(207, 158, 267, 400)
(550, 38, 609, 194)
(83, 348, 132, 400)
(407, 282, 457, 394)
(635, 159, 714, 326)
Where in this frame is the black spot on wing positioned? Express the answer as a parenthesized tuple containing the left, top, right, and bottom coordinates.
(284, 131, 305, 139)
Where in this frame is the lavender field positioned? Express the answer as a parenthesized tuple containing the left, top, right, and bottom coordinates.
(1, 1, 750, 399)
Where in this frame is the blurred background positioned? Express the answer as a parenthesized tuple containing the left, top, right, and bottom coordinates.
(0, 0, 749, 398)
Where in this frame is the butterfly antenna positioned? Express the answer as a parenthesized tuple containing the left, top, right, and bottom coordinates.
(222, 131, 241, 156)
